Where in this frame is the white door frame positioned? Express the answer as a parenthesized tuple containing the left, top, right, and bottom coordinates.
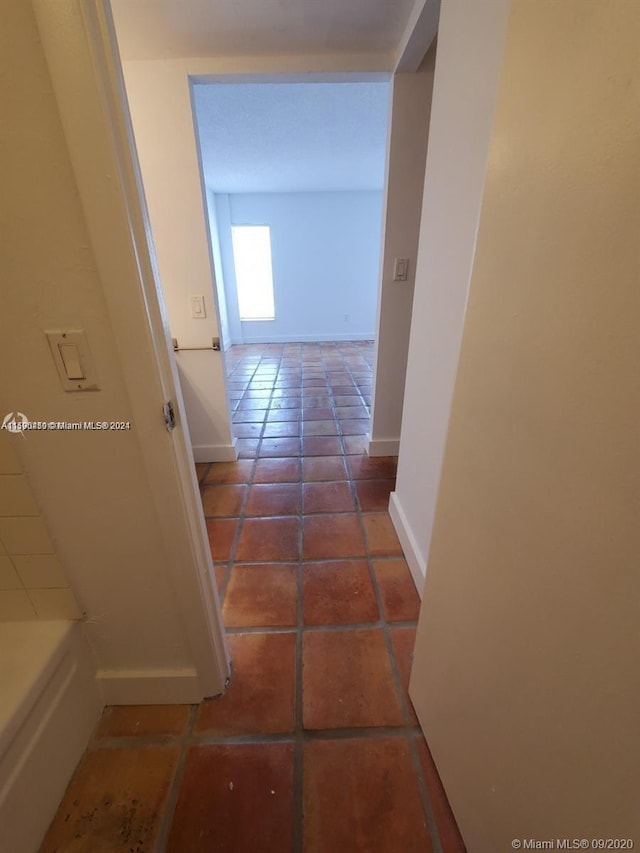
(33, 0, 230, 699)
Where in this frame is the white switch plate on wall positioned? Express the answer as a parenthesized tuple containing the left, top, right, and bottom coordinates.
(46, 330, 99, 392)
(393, 258, 409, 281)
(190, 294, 206, 319)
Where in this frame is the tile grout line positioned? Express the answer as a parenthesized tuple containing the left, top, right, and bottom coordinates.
(83, 723, 426, 754)
(218, 352, 275, 604)
(209, 362, 255, 642)
(215, 549, 403, 563)
(225, 618, 418, 635)
(207, 504, 394, 522)
(293, 345, 350, 853)
(407, 732, 444, 853)
(293, 445, 305, 853)
(155, 703, 199, 852)
(210, 358, 260, 601)
(339, 347, 370, 417)
(231, 347, 305, 852)
(276, 347, 303, 853)
(371, 551, 440, 850)
(370, 562, 443, 853)
(345, 436, 444, 853)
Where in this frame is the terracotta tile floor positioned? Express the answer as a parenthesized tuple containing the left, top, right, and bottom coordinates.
(42, 342, 465, 852)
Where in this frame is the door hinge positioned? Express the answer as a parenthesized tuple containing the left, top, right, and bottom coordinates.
(163, 400, 176, 432)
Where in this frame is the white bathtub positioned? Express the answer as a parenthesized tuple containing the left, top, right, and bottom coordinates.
(0, 620, 102, 853)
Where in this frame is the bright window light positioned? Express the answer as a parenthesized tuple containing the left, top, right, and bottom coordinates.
(231, 225, 275, 321)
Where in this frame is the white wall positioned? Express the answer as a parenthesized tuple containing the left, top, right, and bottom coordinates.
(1, 0, 222, 699)
(213, 191, 383, 343)
(410, 0, 640, 847)
(205, 189, 231, 350)
(389, 0, 510, 591)
(368, 45, 436, 457)
(213, 193, 245, 345)
(121, 59, 236, 462)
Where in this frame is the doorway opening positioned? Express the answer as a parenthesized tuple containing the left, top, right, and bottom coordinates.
(190, 77, 390, 451)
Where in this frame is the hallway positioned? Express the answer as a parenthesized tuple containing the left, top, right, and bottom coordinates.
(41, 342, 465, 851)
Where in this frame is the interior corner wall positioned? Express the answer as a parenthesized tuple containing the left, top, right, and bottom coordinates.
(216, 191, 383, 343)
(368, 43, 436, 460)
(120, 58, 235, 461)
(409, 0, 640, 847)
(389, 0, 510, 591)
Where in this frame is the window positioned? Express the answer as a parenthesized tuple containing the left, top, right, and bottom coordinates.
(231, 225, 275, 321)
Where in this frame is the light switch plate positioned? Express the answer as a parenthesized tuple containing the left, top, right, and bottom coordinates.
(393, 258, 409, 281)
(190, 294, 206, 319)
(46, 330, 99, 392)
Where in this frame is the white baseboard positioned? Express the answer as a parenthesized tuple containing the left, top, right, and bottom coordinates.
(235, 333, 375, 344)
(388, 491, 427, 599)
(192, 437, 238, 463)
(97, 667, 205, 704)
(0, 622, 102, 853)
(367, 437, 400, 457)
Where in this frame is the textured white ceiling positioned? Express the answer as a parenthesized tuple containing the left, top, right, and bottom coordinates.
(111, 0, 417, 61)
(192, 81, 390, 193)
